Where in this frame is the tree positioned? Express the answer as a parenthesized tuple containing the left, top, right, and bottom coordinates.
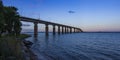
(4, 6, 21, 35)
(0, 0, 5, 36)
(0, 0, 22, 36)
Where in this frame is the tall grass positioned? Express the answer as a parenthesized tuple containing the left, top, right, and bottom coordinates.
(0, 36, 27, 60)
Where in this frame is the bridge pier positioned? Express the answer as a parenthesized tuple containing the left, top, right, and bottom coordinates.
(70, 27, 72, 33)
(65, 27, 67, 33)
(58, 26, 60, 34)
(62, 26, 64, 34)
(45, 24, 49, 36)
(34, 22, 38, 37)
(53, 25, 56, 35)
(64, 27, 66, 33)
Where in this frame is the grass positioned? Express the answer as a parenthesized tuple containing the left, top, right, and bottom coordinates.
(0, 34, 31, 60)
(17, 34, 31, 40)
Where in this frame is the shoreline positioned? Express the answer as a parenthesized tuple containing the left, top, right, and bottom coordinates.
(21, 34, 38, 60)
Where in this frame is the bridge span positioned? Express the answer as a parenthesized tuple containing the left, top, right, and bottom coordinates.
(20, 16, 83, 37)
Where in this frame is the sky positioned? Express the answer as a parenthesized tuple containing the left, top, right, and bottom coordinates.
(2, 0, 120, 32)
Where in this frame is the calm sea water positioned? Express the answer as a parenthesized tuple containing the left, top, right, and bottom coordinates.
(25, 32, 120, 60)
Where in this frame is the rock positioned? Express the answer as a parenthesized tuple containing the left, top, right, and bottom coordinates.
(23, 40, 33, 48)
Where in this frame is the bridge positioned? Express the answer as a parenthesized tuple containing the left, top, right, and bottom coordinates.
(20, 16, 83, 37)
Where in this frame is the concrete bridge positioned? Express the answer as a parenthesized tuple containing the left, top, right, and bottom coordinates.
(20, 16, 83, 37)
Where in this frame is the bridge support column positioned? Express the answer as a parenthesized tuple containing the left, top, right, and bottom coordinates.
(53, 25, 56, 35)
(58, 26, 60, 34)
(70, 28, 72, 33)
(65, 27, 67, 33)
(62, 26, 64, 34)
(45, 24, 49, 36)
(34, 22, 38, 37)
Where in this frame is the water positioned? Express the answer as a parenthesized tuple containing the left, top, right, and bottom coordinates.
(25, 32, 120, 60)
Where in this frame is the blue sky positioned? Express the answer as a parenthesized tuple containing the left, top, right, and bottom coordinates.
(3, 0, 120, 32)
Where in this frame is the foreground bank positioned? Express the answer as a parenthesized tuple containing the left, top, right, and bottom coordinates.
(0, 34, 37, 60)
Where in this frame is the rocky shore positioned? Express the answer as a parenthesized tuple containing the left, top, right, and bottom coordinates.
(22, 38, 38, 60)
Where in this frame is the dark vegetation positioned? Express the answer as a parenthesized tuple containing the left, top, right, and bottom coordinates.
(0, 36, 24, 60)
(0, 0, 21, 37)
(0, 0, 30, 60)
